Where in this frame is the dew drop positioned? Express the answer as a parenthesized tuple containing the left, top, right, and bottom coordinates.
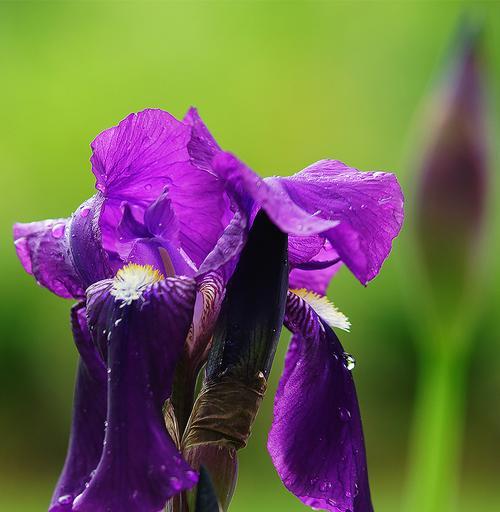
(345, 483, 359, 498)
(144, 184, 152, 191)
(338, 407, 351, 422)
(319, 480, 332, 492)
(51, 223, 65, 239)
(80, 207, 91, 218)
(342, 352, 356, 371)
(169, 476, 182, 491)
(185, 470, 198, 482)
(114, 318, 122, 327)
(57, 495, 73, 505)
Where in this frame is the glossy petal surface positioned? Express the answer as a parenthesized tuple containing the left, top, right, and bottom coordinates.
(77, 276, 198, 512)
(268, 292, 373, 512)
(49, 304, 107, 511)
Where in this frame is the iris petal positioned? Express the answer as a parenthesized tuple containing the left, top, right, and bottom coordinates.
(268, 291, 373, 512)
(13, 218, 83, 299)
(91, 109, 227, 267)
(49, 304, 107, 511)
(76, 276, 198, 512)
(275, 160, 404, 285)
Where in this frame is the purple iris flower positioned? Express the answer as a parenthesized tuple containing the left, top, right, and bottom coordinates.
(13, 107, 403, 512)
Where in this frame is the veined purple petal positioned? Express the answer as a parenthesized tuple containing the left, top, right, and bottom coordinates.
(212, 152, 339, 235)
(14, 194, 111, 298)
(187, 272, 226, 372)
(274, 160, 404, 285)
(69, 195, 112, 288)
(289, 244, 342, 295)
(197, 210, 248, 283)
(50, 304, 107, 511)
(268, 291, 373, 512)
(77, 275, 198, 512)
(13, 218, 84, 299)
(91, 109, 227, 266)
(144, 189, 179, 241)
(184, 107, 221, 173)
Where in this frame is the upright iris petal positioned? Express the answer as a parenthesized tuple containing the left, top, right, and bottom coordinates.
(50, 304, 107, 511)
(74, 270, 198, 512)
(268, 292, 373, 512)
(91, 109, 227, 268)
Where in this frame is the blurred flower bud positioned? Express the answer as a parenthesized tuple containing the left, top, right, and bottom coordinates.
(415, 22, 488, 305)
(182, 211, 288, 510)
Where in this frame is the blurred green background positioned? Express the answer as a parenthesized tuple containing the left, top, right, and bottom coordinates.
(1, 1, 499, 511)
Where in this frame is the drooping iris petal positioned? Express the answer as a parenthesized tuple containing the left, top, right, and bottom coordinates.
(274, 160, 404, 285)
(212, 152, 339, 235)
(268, 291, 373, 512)
(289, 243, 342, 295)
(91, 109, 227, 266)
(13, 218, 84, 298)
(13, 194, 111, 298)
(76, 275, 198, 512)
(211, 152, 403, 285)
(50, 304, 107, 511)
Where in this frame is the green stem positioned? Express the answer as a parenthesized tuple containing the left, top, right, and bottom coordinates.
(403, 344, 468, 512)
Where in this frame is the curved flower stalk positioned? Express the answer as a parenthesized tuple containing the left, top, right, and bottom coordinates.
(13, 106, 403, 512)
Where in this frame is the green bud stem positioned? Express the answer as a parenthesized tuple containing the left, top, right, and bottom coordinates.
(403, 343, 468, 512)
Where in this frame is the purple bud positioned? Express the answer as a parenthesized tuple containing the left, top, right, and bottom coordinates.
(415, 22, 488, 300)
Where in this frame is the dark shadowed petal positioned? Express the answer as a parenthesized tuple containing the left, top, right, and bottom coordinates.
(13, 218, 84, 299)
(289, 244, 342, 295)
(69, 195, 112, 288)
(76, 274, 198, 512)
(91, 109, 227, 266)
(273, 160, 404, 285)
(268, 291, 373, 512)
(50, 304, 107, 511)
(194, 466, 221, 512)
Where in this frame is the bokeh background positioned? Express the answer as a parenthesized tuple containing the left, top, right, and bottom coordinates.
(1, 1, 499, 511)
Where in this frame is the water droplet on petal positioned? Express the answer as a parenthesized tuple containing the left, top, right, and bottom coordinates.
(169, 476, 182, 491)
(144, 184, 152, 191)
(114, 318, 122, 327)
(80, 207, 91, 218)
(51, 223, 65, 239)
(319, 480, 332, 492)
(338, 407, 351, 422)
(185, 470, 198, 482)
(345, 483, 359, 498)
(342, 352, 356, 371)
(57, 495, 73, 505)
